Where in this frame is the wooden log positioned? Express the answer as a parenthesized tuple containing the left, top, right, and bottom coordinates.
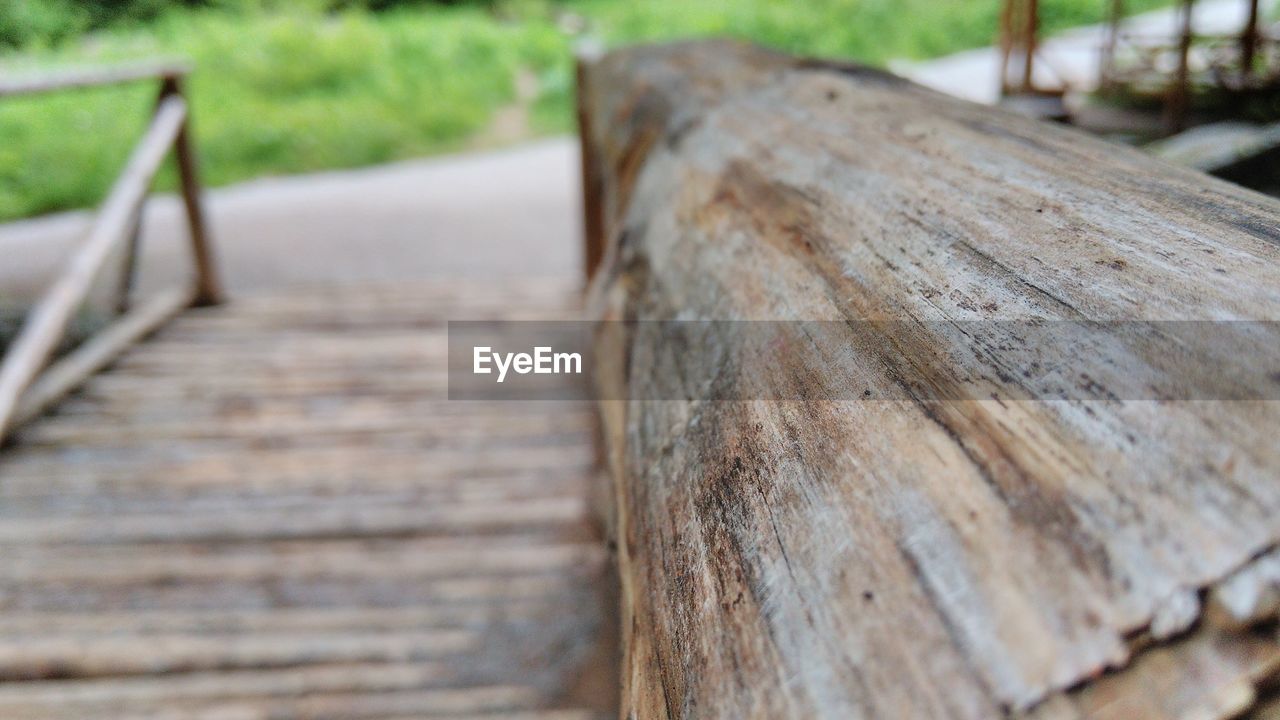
(582, 41, 1280, 719)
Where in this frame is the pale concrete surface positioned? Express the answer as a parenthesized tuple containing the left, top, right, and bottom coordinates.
(0, 137, 582, 303)
(893, 0, 1269, 105)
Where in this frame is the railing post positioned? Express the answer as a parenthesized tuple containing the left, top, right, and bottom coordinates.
(1241, 0, 1261, 82)
(1164, 0, 1194, 133)
(575, 44, 605, 287)
(115, 197, 145, 314)
(159, 75, 223, 306)
(1099, 0, 1125, 93)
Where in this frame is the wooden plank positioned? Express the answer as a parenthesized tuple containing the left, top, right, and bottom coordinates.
(0, 476, 588, 515)
(0, 685, 544, 720)
(0, 277, 612, 717)
(0, 496, 589, 544)
(0, 445, 595, 489)
(46, 395, 587, 423)
(0, 96, 188, 442)
(0, 662, 455, 708)
(0, 464, 592, 503)
(0, 630, 477, 680)
(0, 604, 560, 635)
(0, 574, 596, 614)
(582, 40, 1280, 719)
(15, 409, 592, 445)
(0, 541, 603, 584)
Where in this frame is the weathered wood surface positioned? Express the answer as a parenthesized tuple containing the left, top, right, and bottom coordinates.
(0, 280, 613, 719)
(581, 40, 1280, 719)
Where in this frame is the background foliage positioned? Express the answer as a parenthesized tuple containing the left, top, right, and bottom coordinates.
(0, 0, 1168, 221)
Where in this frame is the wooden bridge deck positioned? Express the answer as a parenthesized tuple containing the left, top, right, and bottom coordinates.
(0, 280, 612, 719)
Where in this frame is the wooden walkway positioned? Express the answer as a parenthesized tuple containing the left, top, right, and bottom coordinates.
(0, 280, 613, 719)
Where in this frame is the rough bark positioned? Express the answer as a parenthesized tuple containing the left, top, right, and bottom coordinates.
(582, 40, 1280, 719)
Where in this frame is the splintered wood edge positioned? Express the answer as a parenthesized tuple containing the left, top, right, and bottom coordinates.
(1025, 545, 1280, 719)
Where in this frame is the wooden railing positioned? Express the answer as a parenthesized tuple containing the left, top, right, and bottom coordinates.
(0, 61, 223, 443)
(581, 40, 1280, 720)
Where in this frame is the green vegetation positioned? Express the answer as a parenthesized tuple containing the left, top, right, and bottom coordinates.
(0, 0, 1170, 221)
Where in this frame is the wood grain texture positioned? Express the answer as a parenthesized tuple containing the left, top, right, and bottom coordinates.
(582, 40, 1280, 719)
(0, 280, 614, 719)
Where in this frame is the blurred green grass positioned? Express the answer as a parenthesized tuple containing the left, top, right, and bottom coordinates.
(0, 0, 1169, 221)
